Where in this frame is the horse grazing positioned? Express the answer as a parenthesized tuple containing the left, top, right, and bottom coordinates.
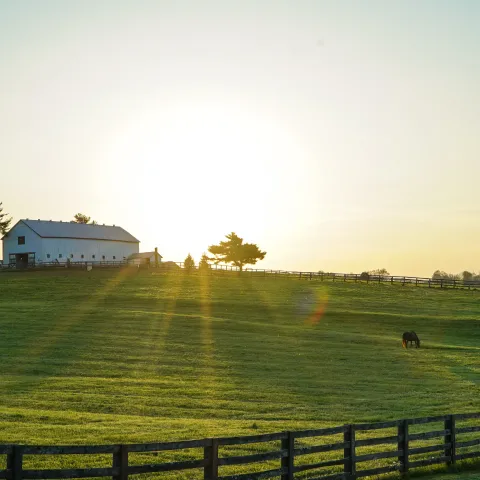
(402, 331, 420, 348)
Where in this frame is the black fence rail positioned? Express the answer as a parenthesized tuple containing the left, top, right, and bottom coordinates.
(0, 413, 478, 479)
(160, 264, 480, 290)
(0, 261, 127, 270)
(2, 260, 480, 291)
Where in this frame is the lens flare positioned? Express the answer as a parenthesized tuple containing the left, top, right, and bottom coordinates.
(305, 290, 328, 327)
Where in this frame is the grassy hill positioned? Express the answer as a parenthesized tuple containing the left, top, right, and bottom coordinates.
(0, 269, 478, 443)
(0, 269, 478, 477)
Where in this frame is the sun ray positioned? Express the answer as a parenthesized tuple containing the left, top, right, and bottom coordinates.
(198, 272, 218, 394)
(5, 268, 134, 389)
(148, 273, 187, 359)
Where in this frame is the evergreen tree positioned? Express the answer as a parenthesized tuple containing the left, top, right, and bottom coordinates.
(198, 253, 210, 271)
(0, 202, 12, 235)
(184, 253, 195, 273)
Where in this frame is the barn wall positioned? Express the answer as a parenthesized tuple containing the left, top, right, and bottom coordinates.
(39, 238, 139, 263)
(2, 222, 43, 263)
(128, 254, 159, 265)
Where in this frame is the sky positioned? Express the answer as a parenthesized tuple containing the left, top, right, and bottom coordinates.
(1, 0, 479, 276)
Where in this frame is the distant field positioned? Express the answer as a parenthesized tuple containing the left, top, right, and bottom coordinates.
(0, 270, 478, 478)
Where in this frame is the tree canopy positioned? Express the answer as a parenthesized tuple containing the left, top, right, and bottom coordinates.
(432, 270, 461, 280)
(462, 270, 473, 282)
(73, 213, 97, 224)
(0, 202, 12, 235)
(208, 232, 266, 271)
(369, 268, 390, 276)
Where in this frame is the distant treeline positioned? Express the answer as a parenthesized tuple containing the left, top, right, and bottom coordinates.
(432, 270, 480, 281)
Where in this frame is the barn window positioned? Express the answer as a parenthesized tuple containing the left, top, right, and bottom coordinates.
(102, 255, 105, 260)
(18, 236, 25, 245)
(92, 255, 95, 259)
(46, 254, 51, 259)
(113, 256, 116, 260)
(81, 254, 84, 259)
(70, 254, 74, 259)
(59, 254, 63, 258)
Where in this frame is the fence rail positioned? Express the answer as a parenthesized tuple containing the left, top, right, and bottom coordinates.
(2, 260, 480, 291)
(1, 413, 478, 479)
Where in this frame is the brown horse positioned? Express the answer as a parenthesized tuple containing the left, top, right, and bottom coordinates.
(402, 331, 420, 348)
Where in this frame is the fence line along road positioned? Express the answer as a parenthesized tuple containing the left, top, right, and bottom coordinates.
(1, 412, 479, 479)
(2, 260, 480, 291)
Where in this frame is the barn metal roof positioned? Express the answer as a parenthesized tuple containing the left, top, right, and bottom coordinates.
(13, 220, 140, 243)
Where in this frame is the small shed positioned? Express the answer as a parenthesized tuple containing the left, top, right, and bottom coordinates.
(128, 250, 162, 267)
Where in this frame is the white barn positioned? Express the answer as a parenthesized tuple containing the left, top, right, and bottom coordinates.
(2, 219, 139, 268)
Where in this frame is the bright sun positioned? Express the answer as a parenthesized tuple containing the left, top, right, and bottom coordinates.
(99, 99, 304, 260)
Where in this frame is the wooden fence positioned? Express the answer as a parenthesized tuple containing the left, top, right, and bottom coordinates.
(1, 413, 478, 479)
(2, 260, 480, 291)
(165, 265, 480, 290)
(0, 261, 126, 270)
(210, 269, 480, 290)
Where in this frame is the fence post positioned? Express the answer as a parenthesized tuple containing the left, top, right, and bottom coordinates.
(113, 444, 128, 480)
(344, 424, 356, 479)
(398, 419, 409, 475)
(445, 415, 456, 467)
(7, 445, 23, 480)
(204, 438, 218, 480)
(281, 432, 294, 480)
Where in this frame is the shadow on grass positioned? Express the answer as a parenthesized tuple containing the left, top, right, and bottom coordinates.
(0, 268, 148, 398)
(204, 278, 480, 423)
(406, 460, 480, 480)
(422, 344, 480, 352)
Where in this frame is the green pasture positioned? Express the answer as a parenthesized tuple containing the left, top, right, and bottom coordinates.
(0, 270, 478, 478)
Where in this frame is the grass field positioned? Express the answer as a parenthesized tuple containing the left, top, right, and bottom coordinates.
(0, 269, 479, 478)
(424, 471, 480, 480)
